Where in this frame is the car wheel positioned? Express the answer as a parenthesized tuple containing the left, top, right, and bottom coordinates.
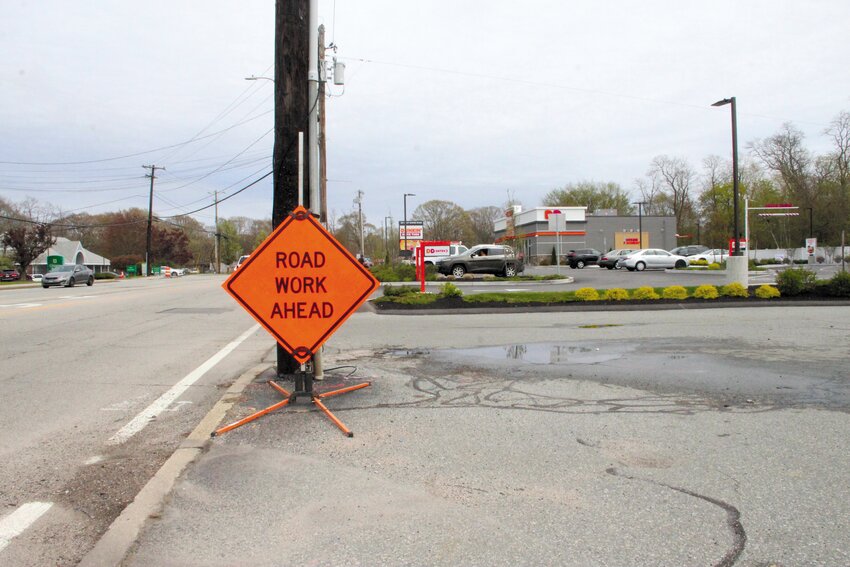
(42, 284, 49, 289)
(606, 265, 614, 270)
(635, 262, 646, 272)
(674, 260, 687, 269)
(576, 260, 585, 269)
(504, 264, 517, 277)
(68, 277, 76, 287)
(451, 265, 466, 278)
(87, 276, 94, 286)
(626, 267, 635, 272)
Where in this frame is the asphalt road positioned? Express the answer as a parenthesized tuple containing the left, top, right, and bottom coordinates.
(4, 275, 850, 565)
(0, 275, 269, 566)
(124, 300, 850, 566)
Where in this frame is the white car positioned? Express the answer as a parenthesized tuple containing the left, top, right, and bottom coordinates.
(689, 248, 728, 264)
(618, 249, 689, 271)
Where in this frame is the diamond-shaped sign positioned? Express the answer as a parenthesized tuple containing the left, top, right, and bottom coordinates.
(223, 206, 379, 364)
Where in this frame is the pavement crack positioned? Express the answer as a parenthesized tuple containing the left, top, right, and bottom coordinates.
(605, 467, 746, 567)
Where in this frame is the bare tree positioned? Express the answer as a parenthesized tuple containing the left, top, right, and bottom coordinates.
(750, 122, 812, 202)
(643, 156, 696, 226)
(466, 206, 501, 245)
(412, 200, 471, 241)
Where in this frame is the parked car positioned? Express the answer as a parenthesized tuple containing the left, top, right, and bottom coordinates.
(565, 249, 602, 269)
(436, 244, 524, 277)
(42, 264, 94, 287)
(235, 255, 250, 270)
(669, 245, 709, 257)
(1, 269, 21, 281)
(689, 248, 728, 264)
(358, 256, 373, 268)
(30, 273, 44, 282)
(598, 249, 631, 270)
(618, 249, 689, 271)
(171, 268, 187, 277)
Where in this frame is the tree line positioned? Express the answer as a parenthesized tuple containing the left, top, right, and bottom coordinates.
(4, 112, 848, 273)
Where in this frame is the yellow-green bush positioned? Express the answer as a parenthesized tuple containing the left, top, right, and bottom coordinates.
(693, 259, 708, 266)
(632, 286, 660, 300)
(662, 285, 688, 300)
(693, 285, 719, 299)
(755, 285, 780, 299)
(604, 288, 629, 301)
(708, 262, 722, 270)
(575, 287, 600, 301)
(721, 282, 748, 297)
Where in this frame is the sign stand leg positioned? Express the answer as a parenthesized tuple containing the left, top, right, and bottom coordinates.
(211, 377, 371, 438)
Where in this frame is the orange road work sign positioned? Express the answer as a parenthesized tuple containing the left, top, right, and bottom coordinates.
(223, 206, 379, 363)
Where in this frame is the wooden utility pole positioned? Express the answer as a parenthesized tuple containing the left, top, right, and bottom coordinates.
(214, 190, 220, 273)
(318, 24, 328, 224)
(273, 0, 310, 375)
(142, 164, 165, 276)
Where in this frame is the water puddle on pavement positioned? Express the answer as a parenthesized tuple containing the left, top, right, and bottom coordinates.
(453, 342, 634, 365)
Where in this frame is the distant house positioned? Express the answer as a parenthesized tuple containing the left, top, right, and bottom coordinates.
(31, 237, 111, 275)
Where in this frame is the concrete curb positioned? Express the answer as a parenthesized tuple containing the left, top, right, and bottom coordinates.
(373, 298, 850, 316)
(78, 361, 273, 567)
(381, 277, 574, 287)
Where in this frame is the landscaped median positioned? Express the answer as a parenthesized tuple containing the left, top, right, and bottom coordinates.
(374, 268, 850, 312)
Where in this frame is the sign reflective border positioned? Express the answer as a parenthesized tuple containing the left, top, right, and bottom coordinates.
(223, 206, 379, 363)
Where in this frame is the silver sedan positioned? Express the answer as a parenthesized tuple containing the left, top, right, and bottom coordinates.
(42, 264, 94, 288)
(618, 249, 689, 271)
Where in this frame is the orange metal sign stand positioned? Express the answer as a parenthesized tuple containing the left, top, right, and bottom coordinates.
(214, 207, 379, 437)
(212, 380, 371, 438)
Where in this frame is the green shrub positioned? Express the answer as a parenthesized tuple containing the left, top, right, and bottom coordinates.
(775, 268, 817, 296)
(439, 282, 463, 298)
(755, 285, 780, 299)
(720, 282, 748, 297)
(693, 259, 708, 266)
(693, 285, 719, 299)
(632, 286, 660, 300)
(662, 285, 688, 300)
(383, 284, 416, 297)
(575, 287, 600, 301)
(94, 272, 117, 280)
(708, 262, 722, 270)
(827, 271, 850, 297)
(603, 288, 629, 301)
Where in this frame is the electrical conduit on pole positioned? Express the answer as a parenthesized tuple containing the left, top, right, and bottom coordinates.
(308, 0, 323, 379)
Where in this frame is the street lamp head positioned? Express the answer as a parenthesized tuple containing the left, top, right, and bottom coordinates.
(404, 193, 415, 197)
(712, 98, 733, 107)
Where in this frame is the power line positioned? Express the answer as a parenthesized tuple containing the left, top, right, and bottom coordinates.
(0, 109, 273, 166)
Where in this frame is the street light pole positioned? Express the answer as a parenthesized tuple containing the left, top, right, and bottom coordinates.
(384, 215, 392, 262)
(633, 201, 646, 249)
(712, 96, 741, 256)
(403, 193, 415, 261)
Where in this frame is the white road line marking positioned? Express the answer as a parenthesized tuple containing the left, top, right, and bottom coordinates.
(85, 456, 105, 465)
(0, 502, 53, 553)
(108, 324, 260, 444)
(505, 288, 530, 292)
(0, 303, 42, 309)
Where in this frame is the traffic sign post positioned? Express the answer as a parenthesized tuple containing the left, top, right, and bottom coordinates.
(215, 206, 379, 437)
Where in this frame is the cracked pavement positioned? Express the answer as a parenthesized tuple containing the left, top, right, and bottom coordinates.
(122, 306, 850, 566)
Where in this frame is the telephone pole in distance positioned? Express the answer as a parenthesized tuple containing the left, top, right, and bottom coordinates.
(143, 164, 165, 276)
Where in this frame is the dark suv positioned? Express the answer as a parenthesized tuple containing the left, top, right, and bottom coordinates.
(565, 249, 601, 269)
(436, 245, 524, 278)
(670, 245, 708, 257)
(1, 269, 20, 281)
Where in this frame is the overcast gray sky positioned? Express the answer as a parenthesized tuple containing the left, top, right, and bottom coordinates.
(2, 1, 849, 230)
